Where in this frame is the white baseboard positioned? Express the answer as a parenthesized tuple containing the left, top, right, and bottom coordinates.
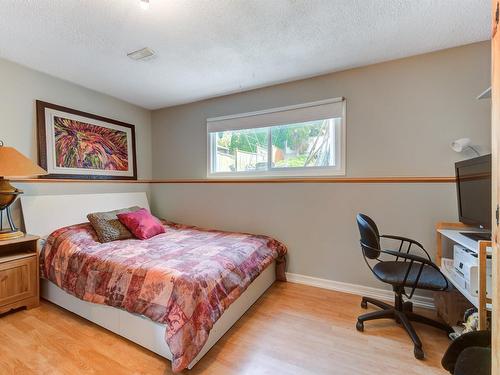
(286, 272, 435, 310)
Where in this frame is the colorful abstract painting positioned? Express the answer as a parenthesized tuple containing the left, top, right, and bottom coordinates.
(37, 100, 137, 179)
(54, 117, 129, 171)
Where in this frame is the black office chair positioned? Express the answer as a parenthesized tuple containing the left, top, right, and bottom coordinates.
(356, 213, 452, 359)
(442, 330, 491, 375)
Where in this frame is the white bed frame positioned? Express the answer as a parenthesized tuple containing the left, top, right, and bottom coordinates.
(20, 192, 275, 369)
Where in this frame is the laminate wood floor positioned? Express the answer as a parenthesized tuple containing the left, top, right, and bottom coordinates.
(0, 282, 450, 374)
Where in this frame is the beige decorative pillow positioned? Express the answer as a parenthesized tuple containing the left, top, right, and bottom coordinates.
(87, 206, 141, 243)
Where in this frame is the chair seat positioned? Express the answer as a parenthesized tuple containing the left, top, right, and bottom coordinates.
(454, 347, 491, 375)
(373, 261, 447, 290)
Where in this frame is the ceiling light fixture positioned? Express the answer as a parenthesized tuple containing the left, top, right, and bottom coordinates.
(139, 0, 150, 10)
(127, 47, 156, 61)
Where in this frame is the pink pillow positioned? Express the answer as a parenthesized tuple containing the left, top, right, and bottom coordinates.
(116, 208, 165, 240)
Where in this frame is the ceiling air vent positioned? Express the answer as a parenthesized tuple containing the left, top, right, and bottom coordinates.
(127, 47, 156, 61)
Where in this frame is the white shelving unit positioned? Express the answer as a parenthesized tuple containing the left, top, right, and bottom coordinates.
(436, 223, 492, 330)
(477, 87, 492, 100)
(437, 229, 490, 254)
(439, 257, 492, 310)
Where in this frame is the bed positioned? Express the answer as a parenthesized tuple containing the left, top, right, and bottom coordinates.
(20, 192, 286, 372)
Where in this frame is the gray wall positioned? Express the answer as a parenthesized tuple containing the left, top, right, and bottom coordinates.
(152, 42, 491, 179)
(150, 183, 456, 288)
(0, 58, 152, 227)
(150, 42, 491, 289)
(0, 58, 152, 178)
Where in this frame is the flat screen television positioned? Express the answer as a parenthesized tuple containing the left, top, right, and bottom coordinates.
(455, 154, 492, 236)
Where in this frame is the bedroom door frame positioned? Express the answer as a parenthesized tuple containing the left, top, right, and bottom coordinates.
(491, 0, 499, 372)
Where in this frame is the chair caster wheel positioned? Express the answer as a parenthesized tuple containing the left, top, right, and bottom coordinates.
(356, 320, 364, 332)
(361, 300, 368, 309)
(414, 346, 424, 360)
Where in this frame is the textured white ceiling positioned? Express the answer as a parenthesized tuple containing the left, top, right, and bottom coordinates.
(0, 0, 490, 109)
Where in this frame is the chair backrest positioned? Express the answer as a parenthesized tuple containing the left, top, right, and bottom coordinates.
(356, 213, 381, 259)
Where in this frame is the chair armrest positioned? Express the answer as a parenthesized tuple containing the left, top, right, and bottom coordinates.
(380, 234, 424, 249)
(381, 249, 435, 267)
(380, 234, 431, 260)
(442, 331, 491, 373)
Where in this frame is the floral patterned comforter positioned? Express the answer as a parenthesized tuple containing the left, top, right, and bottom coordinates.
(40, 220, 287, 372)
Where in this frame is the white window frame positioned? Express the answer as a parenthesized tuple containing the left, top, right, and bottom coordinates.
(206, 97, 346, 178)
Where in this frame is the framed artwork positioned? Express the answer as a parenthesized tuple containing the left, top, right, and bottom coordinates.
(36, 101, 137, 180)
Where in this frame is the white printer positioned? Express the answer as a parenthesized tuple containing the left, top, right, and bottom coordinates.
(453, 244, 492, 297)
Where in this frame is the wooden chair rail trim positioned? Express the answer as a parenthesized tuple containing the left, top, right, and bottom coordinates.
(12, 178, 151, 184)
(12, 176, 456, 184)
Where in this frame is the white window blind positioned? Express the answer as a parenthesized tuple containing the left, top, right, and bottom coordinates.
(207, 97, 345, 133)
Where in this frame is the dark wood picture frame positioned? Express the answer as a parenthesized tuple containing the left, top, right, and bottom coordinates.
(36, 100, 137, 180)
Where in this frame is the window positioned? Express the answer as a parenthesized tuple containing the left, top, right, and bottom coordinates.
(207, 98, 345, 177)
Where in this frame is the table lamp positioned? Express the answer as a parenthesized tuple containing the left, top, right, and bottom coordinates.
(0, 141, 47, 240)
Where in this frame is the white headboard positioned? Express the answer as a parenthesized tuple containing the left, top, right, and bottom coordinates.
(20, 192, 150, 237)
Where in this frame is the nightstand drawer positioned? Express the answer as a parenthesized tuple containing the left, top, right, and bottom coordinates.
(0, 255, 37, 307)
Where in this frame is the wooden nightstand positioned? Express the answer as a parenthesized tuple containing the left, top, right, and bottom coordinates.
(0, 234, 39, 314)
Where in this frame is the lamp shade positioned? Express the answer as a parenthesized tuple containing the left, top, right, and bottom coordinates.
(0, 145, 47, 178)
